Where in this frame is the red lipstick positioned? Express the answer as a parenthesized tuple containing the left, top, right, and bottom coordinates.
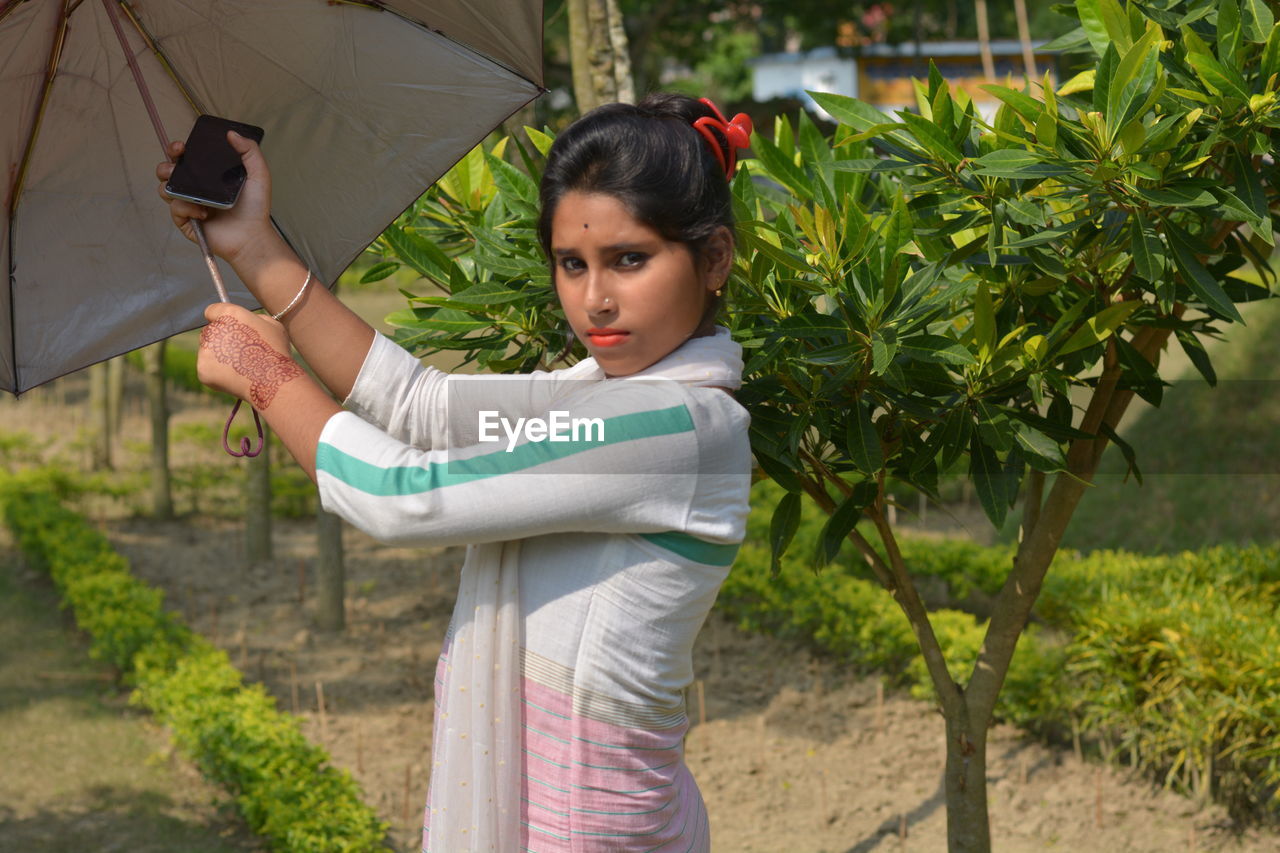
(586, 327, 629, 347)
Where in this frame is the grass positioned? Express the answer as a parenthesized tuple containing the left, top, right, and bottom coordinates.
(0, 551, 263, 853)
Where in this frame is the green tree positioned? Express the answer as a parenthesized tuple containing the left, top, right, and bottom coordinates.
(367, 2, 1280, 848)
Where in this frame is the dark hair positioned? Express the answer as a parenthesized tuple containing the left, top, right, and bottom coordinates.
(537, 92, 737, 277)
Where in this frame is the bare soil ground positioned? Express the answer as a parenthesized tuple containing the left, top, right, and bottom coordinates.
(97, 514, 1276, 853)
(0, 548, 262, 853)
(2, 296, 1276, 851)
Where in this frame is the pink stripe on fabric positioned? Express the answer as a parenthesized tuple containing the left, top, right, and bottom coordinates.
(426, 667, 709, 851)
(519, 676, 707, 851)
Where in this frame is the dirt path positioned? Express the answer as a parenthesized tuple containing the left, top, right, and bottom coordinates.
(100, 515, 1276, 853)
(0, 546, 262, 853)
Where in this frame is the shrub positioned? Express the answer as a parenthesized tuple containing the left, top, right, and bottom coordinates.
(0, 470, 390, 851)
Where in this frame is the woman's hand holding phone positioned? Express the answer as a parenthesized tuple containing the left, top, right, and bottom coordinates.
(156, 130, 289, 280)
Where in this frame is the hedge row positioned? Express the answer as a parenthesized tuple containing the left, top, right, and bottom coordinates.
(0, 470, 390, 851)
(721, 480, 1280, 821)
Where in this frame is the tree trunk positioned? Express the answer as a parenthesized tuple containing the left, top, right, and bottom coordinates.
(245, 427, 272, 564)
(106, 356, 124, 439)
(1014, 0, 1038, 80)
(88, 361, 112, 470)
(567, 0, 634, 114)
(974, 0, 995, 80)
(315, 499, 346, 632)
(143, 342, 173, 520)
(602, 0, 633, 104)
(944, 710, 991, 851)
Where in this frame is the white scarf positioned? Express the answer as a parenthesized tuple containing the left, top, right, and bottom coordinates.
(425, 326, 743, 851)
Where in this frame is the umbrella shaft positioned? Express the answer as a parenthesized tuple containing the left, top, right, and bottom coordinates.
(193, 221, 230, 303)
(101, 0, 170, 156)
(102, 0, 229, 304)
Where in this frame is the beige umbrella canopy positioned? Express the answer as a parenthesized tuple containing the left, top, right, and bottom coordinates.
(0, 0, 544, 393)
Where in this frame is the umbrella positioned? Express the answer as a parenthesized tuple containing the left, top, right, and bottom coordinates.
(0, 0, 545, 393)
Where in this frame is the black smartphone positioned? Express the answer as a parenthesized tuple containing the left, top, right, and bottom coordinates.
(164, 114, 265, 209)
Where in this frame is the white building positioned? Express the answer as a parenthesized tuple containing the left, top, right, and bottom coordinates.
(751, 40, 1056, 123)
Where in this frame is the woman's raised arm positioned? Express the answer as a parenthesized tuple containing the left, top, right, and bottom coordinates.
(157, 131, 375, 401)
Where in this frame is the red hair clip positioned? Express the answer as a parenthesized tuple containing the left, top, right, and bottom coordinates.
(692, 97, 753, 180)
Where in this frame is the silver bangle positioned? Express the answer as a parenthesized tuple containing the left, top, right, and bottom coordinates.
(271, 269, 312, 321)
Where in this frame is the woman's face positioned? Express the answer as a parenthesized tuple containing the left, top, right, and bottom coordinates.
(550, 191, 727, 377)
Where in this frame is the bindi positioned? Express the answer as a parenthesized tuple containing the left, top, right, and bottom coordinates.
(583, 223, 588, 229)
(200, 316, 304, 410)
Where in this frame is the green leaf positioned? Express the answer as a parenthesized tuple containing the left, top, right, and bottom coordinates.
(359, 261, 400, 284)
(884, 189, 912, 256)
(809, 91, 898, 135)
(969, 433, 1009, 530)
(1130, 215, 1166, 282)
(1241, 0, 1274, 42)
(735, 226, 811, 274)
(1131, 184, 1218, 207)
(898, 334, 977, 366)
(382, 223, 454, 284)
(896, 110, 963, 165)
(1262, 21, 1280, 79)
(1094, 43, 1119, 115)
(769, 491, 802, 577)
(1078, 0, 1118, 55)
(485, 152, 538, 211)
(971, 150, 1073, 179)
(1210, 187, 1266, 228)
(831, 158, 915, 173)
(1041, 26, 1092, 53)
(1186, 51, 1249, 101)
(973, 282, 996, 362)
(1175, 327, 1218, 387)
(385, 307, 492, 334)
(1096, 421, 1143, 485)
(1012, 423, 1068, 472)
(934, 407, 972, 473)
(447, 280, 528, 306)
(1233, 147, 1268, 223)
(1003, 217, 1089, 249)
(1165, 221, 1246, 323)
(812, 482, 876, 568)
(523, 126, 555, 157)
(752, 445, 803, 493)
(1107, 25, 1162, 132)
(1218, 0, 1243, 67)
(773, 313, 849, 340)
(978, 84, 1043, 126)
(847, 403, 883, 474)
(751, 131, 812, 200)
(1057, 300, 1142, 356)
(1004, 199, 1047, 227)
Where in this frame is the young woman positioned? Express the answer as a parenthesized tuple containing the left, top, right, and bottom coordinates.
(157, 92, 754, 851)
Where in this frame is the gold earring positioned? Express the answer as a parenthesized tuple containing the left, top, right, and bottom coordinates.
(714, 288, 722, 297)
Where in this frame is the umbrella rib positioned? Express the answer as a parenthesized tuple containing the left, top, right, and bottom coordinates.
(8, 0, 73, 392)
(342, 0, 546, 92)
(118, 0, 204, 116)
(10, 0, 72, 216)
(0, 0, 26, 27)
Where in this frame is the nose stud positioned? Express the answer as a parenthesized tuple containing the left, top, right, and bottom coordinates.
(602, 297, 612, 305)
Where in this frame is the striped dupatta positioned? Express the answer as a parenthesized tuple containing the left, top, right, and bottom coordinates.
(423, 327, 743, 850)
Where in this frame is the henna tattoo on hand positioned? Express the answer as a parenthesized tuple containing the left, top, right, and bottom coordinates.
(200, 315, 304, 410)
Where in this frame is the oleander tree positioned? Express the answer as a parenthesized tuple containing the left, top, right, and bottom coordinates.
(363, 1, 1280, 848)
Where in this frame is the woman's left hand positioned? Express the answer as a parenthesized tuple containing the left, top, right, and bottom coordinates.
(198, 303, 305, 410)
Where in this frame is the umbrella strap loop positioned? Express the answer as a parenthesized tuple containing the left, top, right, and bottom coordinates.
(223, 399, 265, 458)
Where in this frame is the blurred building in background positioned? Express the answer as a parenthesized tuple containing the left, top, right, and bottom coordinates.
(751, 40, 1060, 123)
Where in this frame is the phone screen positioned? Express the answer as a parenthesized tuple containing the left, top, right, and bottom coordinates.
(165, 115, 265, 209)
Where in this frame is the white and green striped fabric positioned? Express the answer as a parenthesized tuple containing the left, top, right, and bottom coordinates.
(315, 329, 751, 852)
